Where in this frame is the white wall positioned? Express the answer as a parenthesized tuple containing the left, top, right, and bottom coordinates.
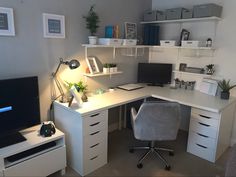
(152, 0, 236, 145)
(0, 0, 151, 121)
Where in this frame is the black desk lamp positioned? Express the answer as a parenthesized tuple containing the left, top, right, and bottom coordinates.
(52, 58, 80, 102)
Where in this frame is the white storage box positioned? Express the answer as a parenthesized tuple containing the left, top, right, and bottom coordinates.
(181, 40, 204, 47)
(98, 38, 122, 45)
(122, 39, 137, 46)
(160, 40, 176, 47)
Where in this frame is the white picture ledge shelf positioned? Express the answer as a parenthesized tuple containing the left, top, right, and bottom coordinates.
(173, 70, 212, 77)
(140, 16, 221, 24)
(83, 71, 123, 77)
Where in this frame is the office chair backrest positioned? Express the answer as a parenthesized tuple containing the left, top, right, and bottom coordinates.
(132, 102, 181, 141)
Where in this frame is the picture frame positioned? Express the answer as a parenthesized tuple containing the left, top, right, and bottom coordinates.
(86, 57, 100, 74)
(43, 13, 65, 38)
(0, 7, 15, 36)
(124, 22, 137, 39)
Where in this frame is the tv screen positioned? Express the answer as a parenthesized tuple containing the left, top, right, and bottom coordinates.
(138, 63, 172, 86)
(0, 76, 40, 147)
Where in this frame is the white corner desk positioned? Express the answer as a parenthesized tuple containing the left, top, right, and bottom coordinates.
(54, 86, 236, 176)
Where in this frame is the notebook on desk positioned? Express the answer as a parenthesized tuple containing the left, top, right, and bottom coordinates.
(117, 84, 144, 91)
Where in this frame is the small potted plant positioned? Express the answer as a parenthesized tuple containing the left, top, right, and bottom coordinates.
(66, 81, 88, 102)
(218, 79, 236, 99)
(174, 78, 181, 88)
(109, 63, 117, 73)
(83, 5, 100, 45)
(206, 64, 215, 75)
(103, 63, 110, 73)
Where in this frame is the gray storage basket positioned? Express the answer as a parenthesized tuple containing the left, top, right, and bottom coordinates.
(193, 3, 222, 18)
(182, 9, 193, 19)
(144, 10, 157, 21)
(156, 10, 166, 21)
(166, 8, 183, 20)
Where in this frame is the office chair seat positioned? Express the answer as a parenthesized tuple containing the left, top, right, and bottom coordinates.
(129, 101, 180, 170)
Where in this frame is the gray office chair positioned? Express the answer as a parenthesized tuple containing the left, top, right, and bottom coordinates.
(129, 101, 181, 170)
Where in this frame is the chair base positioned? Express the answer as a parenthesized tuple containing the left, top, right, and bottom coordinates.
(129, 141, 173, 170)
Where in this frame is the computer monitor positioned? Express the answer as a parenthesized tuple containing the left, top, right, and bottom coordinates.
(138, 63, 172, 86)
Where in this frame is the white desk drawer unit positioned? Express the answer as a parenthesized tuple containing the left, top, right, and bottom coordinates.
(187, 106, 235, 162)
(54, 105, 108, 177)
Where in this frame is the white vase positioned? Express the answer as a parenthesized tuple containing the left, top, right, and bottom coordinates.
(103, 67, 110, 73)
(110, 67, 115, 73)
(88, 36, 97, 45)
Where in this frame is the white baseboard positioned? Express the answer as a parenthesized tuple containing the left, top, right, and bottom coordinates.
(108, 122, 119, 132)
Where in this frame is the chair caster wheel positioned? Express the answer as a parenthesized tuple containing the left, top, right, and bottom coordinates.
(129, 149, 134, 153)
(137, 163, 143, 169)
(169, 152, 174, 156)
(165, 165, 171, 171)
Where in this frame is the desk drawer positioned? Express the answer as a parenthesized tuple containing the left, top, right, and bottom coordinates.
(187, 139, 215, 162)
(83, 110, 108, 136)
(84, 147, 107, 175)
(191, 108, 220, 120)
(191, 112, 219, 128)
(189, 119, 218, 139)
(188, 131, 216, 149)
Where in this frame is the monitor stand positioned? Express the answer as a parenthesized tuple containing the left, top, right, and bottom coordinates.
(0, 132, 26, 148)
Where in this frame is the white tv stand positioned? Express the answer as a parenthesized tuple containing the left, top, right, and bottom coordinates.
(0, 125, 66, 177)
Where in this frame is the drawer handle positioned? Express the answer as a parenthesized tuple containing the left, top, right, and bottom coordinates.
(196, 143, 207, 149)
(198, 122, 210, 127)
(197, 133, 209, 138)
(199, 114, 211, 119)
(90, 155, 98, 161)
(90, 143, 100, 148)
(90, 122, 100, 127)
(90, 113, 100, 117)
(90, 131, 100, 136)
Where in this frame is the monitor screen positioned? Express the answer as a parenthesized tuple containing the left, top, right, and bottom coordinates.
(0, 76, 40, 137)
(138, 63, 172, 86)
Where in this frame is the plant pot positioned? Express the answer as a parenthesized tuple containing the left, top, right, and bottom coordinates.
(103, 67, 110, 73)
(81, 92, 88, 102)
(221, 91, 230, 100)
(88, 36, 97, 45)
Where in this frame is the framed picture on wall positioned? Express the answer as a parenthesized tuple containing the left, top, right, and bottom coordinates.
(43, 13, 65, 38)
(124, 22, 137, 39)
(86, 57, 100, 74)
(0, 7, 15, 36)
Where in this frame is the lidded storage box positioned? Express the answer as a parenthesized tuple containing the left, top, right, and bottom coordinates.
(166, 8, 184, 20)
(193, 3, 222, 18)
(182, 9, 193, 19)
(143, 10, 157, 21)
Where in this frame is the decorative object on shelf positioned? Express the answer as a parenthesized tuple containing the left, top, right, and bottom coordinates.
(86, 56, 100, 74)
(43, 13, 65, 38)
(218, 79, 236, 100)
(103, 63, 110, 73)
(51, 58, 80, 103)
(40, 121, 56, 137)
(205, 64, 215, 75)
(124, 22, 137, 39)
(83, 5, 100, 45)
(179, 29, 190, 46)
(179, 63, 187, 71)
(206, 38, 212, 47)
(0, 7, 15, 36)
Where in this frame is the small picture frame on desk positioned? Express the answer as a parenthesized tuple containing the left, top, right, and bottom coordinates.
(86, 57, 100, 74)
(124, 22, 137, 39)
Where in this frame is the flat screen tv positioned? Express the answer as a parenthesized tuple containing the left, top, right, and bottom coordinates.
(0, 76, 40, 148)
(138, 63, 172, 86)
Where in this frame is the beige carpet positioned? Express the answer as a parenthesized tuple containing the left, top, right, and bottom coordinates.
(50, 129, 230, 177)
